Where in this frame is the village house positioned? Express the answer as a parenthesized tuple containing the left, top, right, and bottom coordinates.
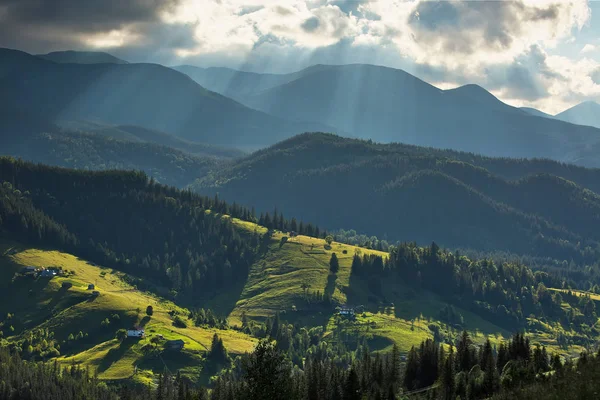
(337, 306, 356, 317)
(40, 269, 56, 278)
(127, 326, 145, 338)
(20, 266, 37, 276)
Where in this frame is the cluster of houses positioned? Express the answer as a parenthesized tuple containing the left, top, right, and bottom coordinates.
(19, 266, 63, 279)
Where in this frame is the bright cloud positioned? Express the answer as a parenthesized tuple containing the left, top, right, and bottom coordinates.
(581, 43, 597, 54)
(0, 0, 599, 114)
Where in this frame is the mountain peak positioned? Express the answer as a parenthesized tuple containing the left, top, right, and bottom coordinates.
(555, 100, 600, 129)
(446, 84, 497, 100)
(37, 50, 128, 64)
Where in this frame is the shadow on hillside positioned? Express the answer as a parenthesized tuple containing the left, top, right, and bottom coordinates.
(97, 340, 136, 373)
(325, 274, 336, 299)
(345, 269, 370, 308)
(46, 285, 70, 309)
(138, 349, 202, 381)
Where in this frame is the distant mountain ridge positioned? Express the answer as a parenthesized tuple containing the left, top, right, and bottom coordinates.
(177, 63, 600, 167)
(0, 113, 218, 187)
(58, 120, 246, 159)
(555, 101, 600, 129)
(193, 132, 600, 264)
(0, 48, 336, 148)
(37, 50, 129, 64)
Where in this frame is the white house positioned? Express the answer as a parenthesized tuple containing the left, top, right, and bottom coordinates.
(337, 306, 355, 317)
(127, 326, 145, 338)
(40, 269, 56, 278)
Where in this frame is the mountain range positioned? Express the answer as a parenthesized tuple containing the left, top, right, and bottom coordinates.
(37, 50, 129, 64)
(0, 48, 334, 148)
(3, 48, 600, 166)
(175, 63, 600, 167)
(193, 132, 600, 269)
(520, 101, 600, 129)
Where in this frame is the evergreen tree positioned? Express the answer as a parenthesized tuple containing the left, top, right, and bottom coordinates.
(329, 253, 340, 274)
(343, 367, 361, 400)
(241, 340, 292, 400)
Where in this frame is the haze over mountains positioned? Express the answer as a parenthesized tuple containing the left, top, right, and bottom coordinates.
(2, 48, 600, 167)
(554, 101, 600, 129)
(176, 63, 600, 167)
(0, 48, 334, 148)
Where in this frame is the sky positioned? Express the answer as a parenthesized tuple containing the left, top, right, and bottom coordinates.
(1, 0, 599, 114)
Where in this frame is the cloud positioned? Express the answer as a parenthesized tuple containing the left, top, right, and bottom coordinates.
(581, 43, 597, 54)
(0, 0, 181, 53)
(0, 0, 178, 32)
(0, 0, 597, 113)
(301, 16, 321, 32)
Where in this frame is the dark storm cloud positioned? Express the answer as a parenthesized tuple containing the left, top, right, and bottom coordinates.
(0, 0, 181, 54)
(409, 1, 563, 55)
(0, 0, 178, 32)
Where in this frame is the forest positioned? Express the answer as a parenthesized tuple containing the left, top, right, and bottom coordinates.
(193, 133, 600, 284)
(2, 157, 600, 399)
(0, 157, 327, 303)
(0, 111, 223, 188)
(3, 331, 600, 400)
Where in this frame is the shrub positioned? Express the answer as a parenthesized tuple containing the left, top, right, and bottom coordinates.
(173, 315, 187, 328)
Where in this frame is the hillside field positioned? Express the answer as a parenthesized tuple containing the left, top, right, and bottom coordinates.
(0, 241, 256, 384)
(225, 218, 590, 357)
(1, 214, 597, 386)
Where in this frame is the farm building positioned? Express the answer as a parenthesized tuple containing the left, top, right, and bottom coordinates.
(40, 269, 56, 278)
(20, 266, 37, 276)
(166, 339, 185, 351)
(337, 306, 355, 317)
(127, 326, 145, 338)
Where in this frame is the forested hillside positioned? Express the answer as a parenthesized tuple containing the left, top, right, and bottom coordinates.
(194, 133, 600, 276)
(2, 158, 600, 399)
(0, 158, 260, 300)
(57, 120, 246, 159)
(0, 112, 227, 187)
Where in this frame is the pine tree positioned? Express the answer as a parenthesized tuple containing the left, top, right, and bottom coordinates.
(343, 367, 361, 400)
(241, 339, 292, 400)
(329, 253, 339, 274)
(403, 346, 419, 391)
(441, 346, 455, 400)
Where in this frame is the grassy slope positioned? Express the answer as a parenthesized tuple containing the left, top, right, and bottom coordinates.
(0, 242, 256, 383)
(225, 218, 590, 356)
(1, 215, 594, 384)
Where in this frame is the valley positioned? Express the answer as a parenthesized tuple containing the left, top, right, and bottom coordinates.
(1, 164, 598, 390)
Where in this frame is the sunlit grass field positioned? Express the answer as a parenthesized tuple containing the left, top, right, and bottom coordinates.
(0, 244, 256, 382)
